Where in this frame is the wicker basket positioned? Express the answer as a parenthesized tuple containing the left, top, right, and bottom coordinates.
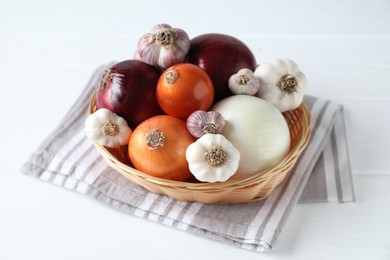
(88, 92, 311, 204)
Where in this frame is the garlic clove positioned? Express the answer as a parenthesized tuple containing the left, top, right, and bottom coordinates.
(174, 29, 191, 50)
(284, 59, 299, 72)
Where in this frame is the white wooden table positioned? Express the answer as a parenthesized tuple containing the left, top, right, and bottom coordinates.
(1, 0, 389, 259)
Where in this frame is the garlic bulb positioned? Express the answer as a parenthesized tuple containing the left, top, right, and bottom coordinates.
(134, 23, 190, 69)
(186, 110, 225, 138)
(212, 95, 290, 178)
(254, 59, 307, 112)
(228, 68, 260, 95)
(85, 108, 132, 148)
(186, 134, 240, 183)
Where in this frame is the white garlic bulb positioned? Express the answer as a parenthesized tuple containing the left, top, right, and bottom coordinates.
(134, 23, 190, 69)
(254, 59, 308, 112)
(186, 134, 240, 183)
(85, 108, 132, 148)
(228, 68, 260, 95)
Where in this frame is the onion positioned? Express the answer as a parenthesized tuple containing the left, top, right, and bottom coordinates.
(156, 63, 214, 120)
(128, 115, 195, 181)
(96, 60, 164, 129)
(212, 95, 290, 178)
(187, 33, 257, 103)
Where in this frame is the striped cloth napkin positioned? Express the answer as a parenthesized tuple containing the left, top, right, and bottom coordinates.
(21, 64, 355, 252)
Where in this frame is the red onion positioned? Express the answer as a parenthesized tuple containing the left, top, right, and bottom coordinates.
(96, 60, 164, 129)
(187, 33, 257, 103)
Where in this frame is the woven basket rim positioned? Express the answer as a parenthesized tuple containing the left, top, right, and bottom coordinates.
(88, 91, 312, 193)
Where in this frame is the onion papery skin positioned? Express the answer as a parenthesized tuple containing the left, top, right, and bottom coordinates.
(96, 60, 164, 129)
(187, 33, 257, 103)
(128, 115, 195, 181)
(156, 63, 214, 120)
(212, 95, 290, 178)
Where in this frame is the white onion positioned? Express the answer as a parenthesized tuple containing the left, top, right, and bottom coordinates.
(211, 95, 290, 178)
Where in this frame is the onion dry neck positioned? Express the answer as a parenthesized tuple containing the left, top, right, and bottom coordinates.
(164, 69, 179, 84)
(99, 69, 124, 89)
(146, 130, 165, 149)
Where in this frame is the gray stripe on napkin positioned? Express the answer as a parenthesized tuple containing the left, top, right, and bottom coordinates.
(298, 154, 328, 202)
(21, 63, 355, 252)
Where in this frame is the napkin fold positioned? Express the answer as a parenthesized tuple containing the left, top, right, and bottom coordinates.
(21, 64, 355, 252)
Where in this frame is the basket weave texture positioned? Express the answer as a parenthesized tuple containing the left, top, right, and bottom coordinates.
(88, 92, 311, 204)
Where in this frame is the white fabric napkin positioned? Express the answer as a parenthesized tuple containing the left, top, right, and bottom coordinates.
(22, 64, 355, 252)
